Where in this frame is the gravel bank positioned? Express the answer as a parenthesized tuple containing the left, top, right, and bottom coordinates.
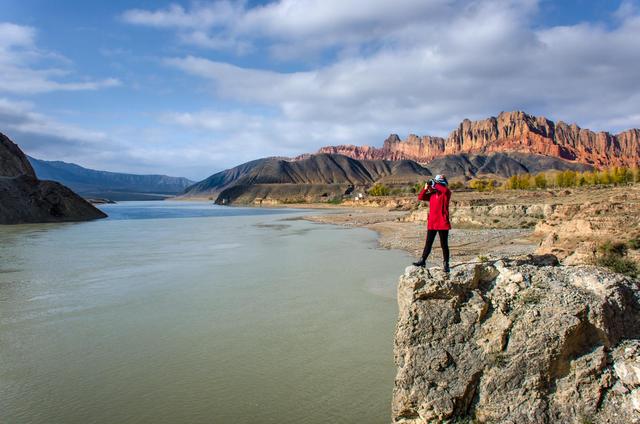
(304, 208, 537, 267)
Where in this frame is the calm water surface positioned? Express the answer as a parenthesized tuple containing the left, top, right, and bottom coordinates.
(0, 201, 410, 424)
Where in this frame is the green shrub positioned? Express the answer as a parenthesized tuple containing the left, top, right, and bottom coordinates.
(600, 241, 628, 257)
(503, 174, 531, 190)
(368, 183, 390, 196)
(597, 255, 638, 277)
(469, 178, 496, 191)
(534, 173, 548, 189)
(628, 237, 640, 250)
(499, 166, 638, 191)
(597, 241, 638, 277)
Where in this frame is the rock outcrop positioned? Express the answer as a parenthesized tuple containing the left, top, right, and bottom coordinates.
(534, 185, 640, 264)
(317, 111, 640, 168)
(1, 132, 36, 177)
(393, 255, 640, 423)
(0, 132, 107, 224)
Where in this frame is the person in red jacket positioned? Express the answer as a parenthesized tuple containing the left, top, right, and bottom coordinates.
(413, 174, 451, 272)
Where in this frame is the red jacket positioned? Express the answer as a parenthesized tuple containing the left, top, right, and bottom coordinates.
(418, 183, 452, 230)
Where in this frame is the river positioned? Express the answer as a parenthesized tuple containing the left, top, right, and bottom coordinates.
(0, 201, 410, 424)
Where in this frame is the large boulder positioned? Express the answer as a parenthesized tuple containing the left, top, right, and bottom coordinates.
(0, 132, 106, 224)
(392, 255, 640, 423)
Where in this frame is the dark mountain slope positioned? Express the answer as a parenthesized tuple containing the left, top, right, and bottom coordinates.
(184, 152, 593, 204)
(426, 152, 592, 179)
(183, 154, 433, 199)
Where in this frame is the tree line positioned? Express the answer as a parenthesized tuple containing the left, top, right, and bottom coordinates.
(500, 166, 640, 190)
(364, 166, 640, 196)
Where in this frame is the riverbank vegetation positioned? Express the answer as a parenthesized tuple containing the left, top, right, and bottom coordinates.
(596, 240, 639, 278)
(362, 166, 639, 198)
(470, 166, 640, 192)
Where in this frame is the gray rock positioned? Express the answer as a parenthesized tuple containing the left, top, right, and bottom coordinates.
(392, 254, 640, 423)
(1, 132, 36, 177)
(0, 132, 106, 224)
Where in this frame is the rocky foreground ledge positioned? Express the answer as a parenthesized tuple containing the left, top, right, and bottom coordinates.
(393, 255, 640, 423)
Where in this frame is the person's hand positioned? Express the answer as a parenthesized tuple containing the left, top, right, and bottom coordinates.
(424, 182, 430, 190)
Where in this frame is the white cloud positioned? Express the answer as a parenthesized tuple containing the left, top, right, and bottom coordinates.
(0, 98, 107, 143)
(121, 2, 242, 29)
(0, 22, 36, 48)
(121, 1, 246, 52)
(6, 1, 639, 180)
(160, 0, 640, 136)
(0, 22, 121, 95)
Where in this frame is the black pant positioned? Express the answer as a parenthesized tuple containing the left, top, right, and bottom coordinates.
(421, 230, 450, 264)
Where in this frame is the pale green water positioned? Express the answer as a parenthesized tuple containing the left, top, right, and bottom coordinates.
(0, 202, 410, 424)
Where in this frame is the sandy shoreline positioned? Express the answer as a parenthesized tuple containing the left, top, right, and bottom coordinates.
(300, 207, 538, 267)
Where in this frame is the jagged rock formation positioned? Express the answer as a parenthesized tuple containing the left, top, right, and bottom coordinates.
(317, 111, 640, 168)
(28, 156, 194, 201)
(393, 256, 640, 423)
(184, 153, 590, 204)
(0, 132, 106, 224)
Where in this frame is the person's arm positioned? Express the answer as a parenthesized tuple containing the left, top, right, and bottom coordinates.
(418, 181, 434, 200)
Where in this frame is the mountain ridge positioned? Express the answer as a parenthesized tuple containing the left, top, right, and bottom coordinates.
(315, 111, 640, 168)
(183, 152, 592, 204)
(28, 157, 194, 201)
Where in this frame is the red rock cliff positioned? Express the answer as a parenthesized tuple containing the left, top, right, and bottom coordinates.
(316, 111, 640, 168)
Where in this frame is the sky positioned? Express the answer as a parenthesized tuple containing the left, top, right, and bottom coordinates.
(1, 0, 639, 180)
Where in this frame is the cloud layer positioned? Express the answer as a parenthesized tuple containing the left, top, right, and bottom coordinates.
(128, 1, 640, 149)
(0, 22, 121, 94)
(124, 1, 640, 133)
(3, 1, 640, 180)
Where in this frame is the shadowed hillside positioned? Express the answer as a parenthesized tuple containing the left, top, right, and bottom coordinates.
(184, 152, 592, 204)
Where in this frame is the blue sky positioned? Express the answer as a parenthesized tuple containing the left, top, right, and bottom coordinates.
(1, 0, 639, 180)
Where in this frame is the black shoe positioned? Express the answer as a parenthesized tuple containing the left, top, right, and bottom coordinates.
(412, 258, 426, 267)
(443, 262, 450, 273)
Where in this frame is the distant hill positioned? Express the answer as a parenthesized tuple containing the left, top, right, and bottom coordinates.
(424, 152, 592, 179)
(314, 111, 640, 168)
(29, 157, 194, 201)
(184, 152, 591, 204)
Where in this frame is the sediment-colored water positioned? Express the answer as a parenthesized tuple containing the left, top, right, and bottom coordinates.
(0, 202, 409, 424)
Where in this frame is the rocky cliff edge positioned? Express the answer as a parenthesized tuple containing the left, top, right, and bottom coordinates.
(0, 132, 107, 224)
(393, 255, 640, 423)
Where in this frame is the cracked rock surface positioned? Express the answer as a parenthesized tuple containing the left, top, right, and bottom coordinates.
(392, 255, 640, 423)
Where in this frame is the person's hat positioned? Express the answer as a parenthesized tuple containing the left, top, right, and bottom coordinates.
(434, 175, 448, 185)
